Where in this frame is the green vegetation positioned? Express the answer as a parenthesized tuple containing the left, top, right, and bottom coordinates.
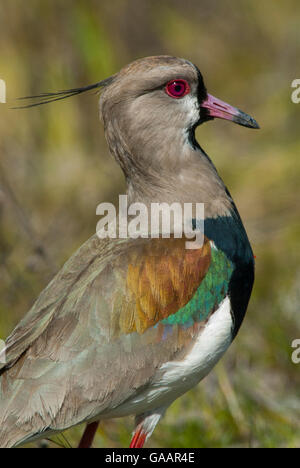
(0, 0, 299, 448)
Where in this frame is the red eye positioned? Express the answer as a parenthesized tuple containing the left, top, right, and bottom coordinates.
(165, 79, 190, 99)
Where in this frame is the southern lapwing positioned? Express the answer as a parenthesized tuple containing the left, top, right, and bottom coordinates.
(0, 56, 259, 448)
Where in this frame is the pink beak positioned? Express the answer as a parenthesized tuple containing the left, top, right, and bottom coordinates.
(200, 93, 259, 129)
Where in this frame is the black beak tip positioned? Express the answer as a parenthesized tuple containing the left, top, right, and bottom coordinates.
(248, 117, 260, 129)
(234, 110, 260, 129)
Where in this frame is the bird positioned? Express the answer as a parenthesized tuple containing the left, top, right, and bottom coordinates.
(0, 55, 259, 448)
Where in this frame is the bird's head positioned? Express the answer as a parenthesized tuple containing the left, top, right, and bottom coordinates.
(100, 55, 259, 134)
(18, 55, 259, 181)
(98, 56, 259, 177)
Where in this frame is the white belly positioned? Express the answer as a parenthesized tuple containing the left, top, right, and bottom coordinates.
(157, 295, 233, 387)
(107, 296, 233, 417)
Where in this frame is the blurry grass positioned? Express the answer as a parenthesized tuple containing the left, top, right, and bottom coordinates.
(0, 0, 299, 448)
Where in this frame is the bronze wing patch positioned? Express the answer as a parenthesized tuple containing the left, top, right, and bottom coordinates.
(116, 236, 211, 335)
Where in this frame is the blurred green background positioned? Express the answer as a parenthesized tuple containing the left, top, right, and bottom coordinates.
(0, 0, 299, 448)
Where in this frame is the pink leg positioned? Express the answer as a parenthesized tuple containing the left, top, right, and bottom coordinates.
(129, 426, 147, 448)
(78, 421, 99, 448)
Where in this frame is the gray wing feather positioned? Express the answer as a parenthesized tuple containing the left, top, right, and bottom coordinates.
(0, 235, 190, 447)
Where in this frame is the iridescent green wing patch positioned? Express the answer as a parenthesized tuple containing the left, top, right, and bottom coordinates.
(161, 246, 234, 327)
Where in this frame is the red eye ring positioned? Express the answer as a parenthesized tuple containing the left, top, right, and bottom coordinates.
(165, 79, 190, 99)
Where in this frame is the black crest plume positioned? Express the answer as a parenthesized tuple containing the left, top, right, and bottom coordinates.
(14, 76, 115, 109)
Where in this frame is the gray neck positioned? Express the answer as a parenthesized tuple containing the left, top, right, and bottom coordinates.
(128, 145, 232, 220)
(103, 116, 233, 219)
